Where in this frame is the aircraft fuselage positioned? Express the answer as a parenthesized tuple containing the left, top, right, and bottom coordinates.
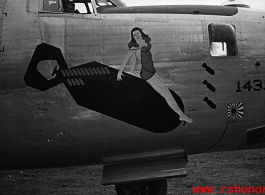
(0, 0, 265, 169)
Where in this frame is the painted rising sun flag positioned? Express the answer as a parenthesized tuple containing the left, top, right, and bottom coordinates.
(228, 103, 244, 119)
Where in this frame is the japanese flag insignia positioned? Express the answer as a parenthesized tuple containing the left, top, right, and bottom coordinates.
(228, 103, 244, 119)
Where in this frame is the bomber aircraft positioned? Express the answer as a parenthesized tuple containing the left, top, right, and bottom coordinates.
(0, 0, 265, 194)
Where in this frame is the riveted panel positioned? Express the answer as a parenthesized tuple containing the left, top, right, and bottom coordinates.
(0, 0, 6, 62)
(66, 16, 103, 65)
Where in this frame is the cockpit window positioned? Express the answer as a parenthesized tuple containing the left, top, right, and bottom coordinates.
(42, 0, 91, 13)
(75, 3, 93, 13)
(208, 23, 238, 57)
(43, 0, 63, 12)
(41, 0, 125, 13)
(95, 0, 114, 6)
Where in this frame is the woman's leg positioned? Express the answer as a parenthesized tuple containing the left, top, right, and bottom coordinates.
(147, 73, 193, 123)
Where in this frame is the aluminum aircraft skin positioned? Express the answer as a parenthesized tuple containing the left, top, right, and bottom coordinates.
(0, 0, 265, 193)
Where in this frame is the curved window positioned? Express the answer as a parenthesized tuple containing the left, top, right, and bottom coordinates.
(41, 0, 126, 13)
(208, 23, 238, 57)
(95, 0, 114, 6)
(43, 0, 63, 12)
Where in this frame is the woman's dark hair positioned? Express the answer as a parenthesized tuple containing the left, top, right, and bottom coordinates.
(128, 27, 151, 49)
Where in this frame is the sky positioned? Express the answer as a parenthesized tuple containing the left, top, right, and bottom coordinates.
(122, 0, 265, 10)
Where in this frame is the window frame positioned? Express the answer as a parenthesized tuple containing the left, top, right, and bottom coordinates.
(41, 0, 64, 13)
(208, 23, 238, 57)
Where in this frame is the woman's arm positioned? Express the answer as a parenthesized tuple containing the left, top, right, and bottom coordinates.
(117, 50, 135, 81)
(141, 43, 151, 52)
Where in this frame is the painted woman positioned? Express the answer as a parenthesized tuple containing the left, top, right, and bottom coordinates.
(117, 27, 193, 124)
